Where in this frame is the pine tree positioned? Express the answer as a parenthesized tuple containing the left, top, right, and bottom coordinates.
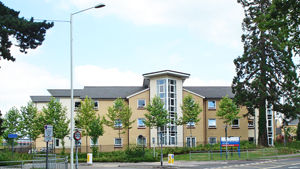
(233, 0, 300, 146)
(0, 1, 53, 62)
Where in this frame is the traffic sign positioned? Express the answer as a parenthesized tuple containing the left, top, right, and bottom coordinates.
(74, 131, 81, 141)
(8, 134, 18, 138)
(44, 125, 53, 142)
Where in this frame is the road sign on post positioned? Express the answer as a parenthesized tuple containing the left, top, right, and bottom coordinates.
(44, 125, 53, 142)
(74, 131, 81, 141)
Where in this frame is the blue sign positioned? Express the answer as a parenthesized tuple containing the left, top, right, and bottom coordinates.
(220, 137, 240, 147)
(8, 134, 18, 138)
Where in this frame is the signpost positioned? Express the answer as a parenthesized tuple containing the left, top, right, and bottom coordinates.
(220, 137, 240, 157)
(74, 130, 81, 169)
(8, 134, 18, 159)
(44, 125, 53, 169)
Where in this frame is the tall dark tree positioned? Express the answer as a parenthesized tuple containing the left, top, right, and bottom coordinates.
(258, 0, 300, 55)
(0, 1, 53, 62)
(0, 111, 5, 136)
(233, 0, 300, 146)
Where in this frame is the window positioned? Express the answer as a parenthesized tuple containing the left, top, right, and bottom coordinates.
(55, 138, 59, 147)
(114, 119, 122, 128)
(248, 137, 254, 143)
(137, 99, 146, 109)
(114, 138, 122, 147)
(232, 119, 239, 128)
(94, 101, 98, 109)
(75, 101, 81, 110)
(208, 101, 216, 109)
(208, 137, 217, 144)
(187, 122, 195, 128)
(90, 138, 98, 146)
(137, 118, 145, 128)
(137, 137, 146, 146)
(186, 137, 196, 147)
(248, 119, 254, 128)
(208, 119, 216, 128)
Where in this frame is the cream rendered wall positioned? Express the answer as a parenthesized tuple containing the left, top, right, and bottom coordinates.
(148, 75, 184, 147)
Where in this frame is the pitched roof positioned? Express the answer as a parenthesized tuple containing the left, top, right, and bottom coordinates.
(30, 96, 52, 102)
(183, 86, 234, 99)
(47, 89, 83, 97)
(80, 86, 148, 99)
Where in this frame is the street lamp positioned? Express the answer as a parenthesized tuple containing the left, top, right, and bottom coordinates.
(70, 3, 105, 169)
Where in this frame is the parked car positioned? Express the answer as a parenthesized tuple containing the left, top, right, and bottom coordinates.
(28, 149, 38, 154)
(40, 147, 48, 152)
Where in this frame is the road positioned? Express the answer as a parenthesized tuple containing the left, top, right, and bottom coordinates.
(76, 157, 300, 169)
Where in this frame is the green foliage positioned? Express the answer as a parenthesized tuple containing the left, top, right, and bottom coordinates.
(144, 95, 170, 129)
(75, 96, 96, 137)
(233, 0, 300, 146)
(0, 149, 32, 161)
(19, 101, 40, 148)
(2, 107, 21, 146)
(297, 121, 300, 141)
(38, 97, 70, 154)
(104, 97, 135, 140)
(216, 95, 240, 125)
(0, 111, 5, 136)
(87, 115, 105, 155)
(0, 1, 53, 61)
(177, 93, 202, 137)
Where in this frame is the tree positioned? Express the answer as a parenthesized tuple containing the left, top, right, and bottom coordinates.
(144, 95, 170, 166)
(176, 93, 202, 147)
(0, 111, 5, 136)
(258, 0, 300, 55)
(216, 95, 240, 159)
(75, 96, 97, 148)
(2, 107, 21, 146)
(38, 97, 70, 152)
(19, 101, 40, 149)
(233, 0, 300, 147)
(296, 120, 300, 141)
(104, 97, 135, 144)
(0, 1, 53, 62)
(87, 115, 104, 155)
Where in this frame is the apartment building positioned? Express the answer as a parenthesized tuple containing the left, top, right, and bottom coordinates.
(31, 70, 274, 151)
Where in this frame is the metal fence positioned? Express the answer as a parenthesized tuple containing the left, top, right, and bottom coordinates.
(189, 148, 278, 161)
(0, 155, 68, 169)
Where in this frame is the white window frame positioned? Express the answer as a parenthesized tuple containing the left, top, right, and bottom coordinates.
(187, 122, 195, 127)
(208, 119, 216, 128)
(137, 99, 146, 109)
(208, 137, 217, 144)
(90, 138, 98, 147)
(136, 137, 147, 146)
(208, 100, 216, 109)
(137, 118, 145, 128)
(232, 119, 239, 128)
(75, 101, 81, 110)
(186, 137, 196, 147)
(114, 119, 122, 128)
(114, 138, 122, 147)
(248, 119, 254, 128)
(94, 101, 99, 110)
(55, 138, 60, 147)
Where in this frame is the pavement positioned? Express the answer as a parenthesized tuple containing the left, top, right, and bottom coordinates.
(75, 153, 300, 169)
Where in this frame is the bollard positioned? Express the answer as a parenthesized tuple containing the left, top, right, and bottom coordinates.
(87, 153, 93, 166)
(168, 154, 174, 166)
(65, 156, 68, 169)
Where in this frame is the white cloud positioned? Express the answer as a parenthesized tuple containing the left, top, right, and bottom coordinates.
(167, 54, 183, 65)
(0, 60, 69, 115)
(56, 0, 244, 48)
(74, 65, 143, 87)
(184, 77, 232, 86)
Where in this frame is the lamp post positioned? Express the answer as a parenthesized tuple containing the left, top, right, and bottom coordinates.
(70, 4, 105, 169)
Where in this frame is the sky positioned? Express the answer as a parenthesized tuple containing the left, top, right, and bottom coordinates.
(0, 0, 246, 114)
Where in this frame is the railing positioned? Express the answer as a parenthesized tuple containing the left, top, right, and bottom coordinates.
(0, 156, 68, 169)
(189, 148, 278, 161)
